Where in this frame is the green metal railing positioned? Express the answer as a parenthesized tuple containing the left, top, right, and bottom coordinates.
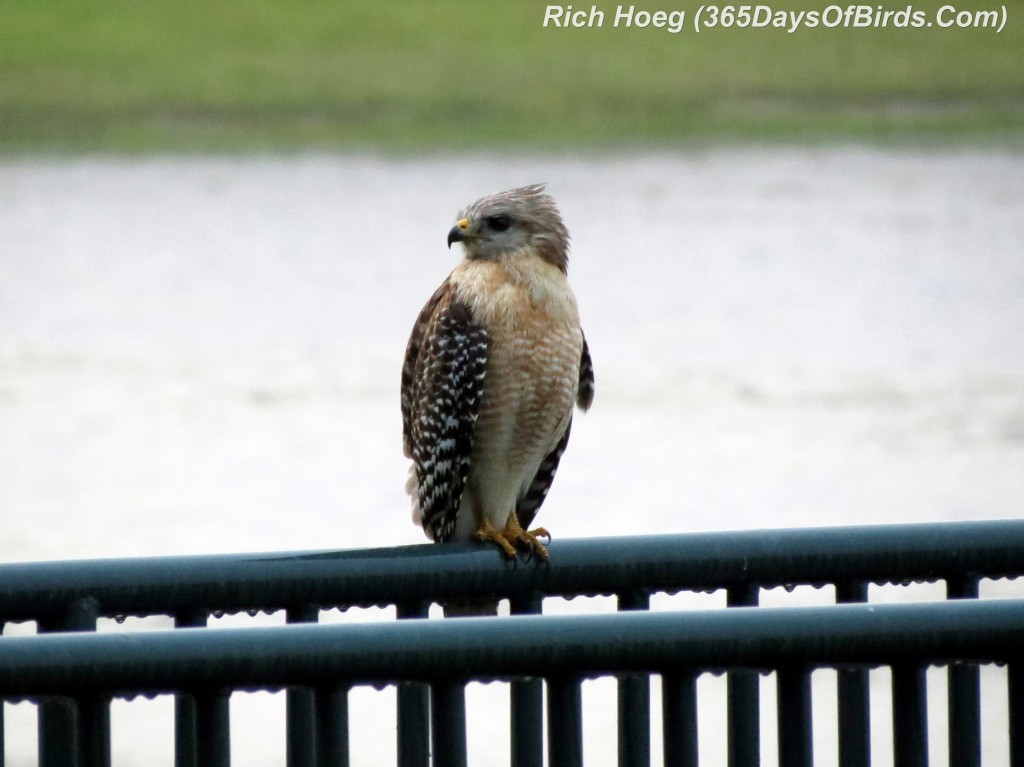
(2, 519, 1023, 767)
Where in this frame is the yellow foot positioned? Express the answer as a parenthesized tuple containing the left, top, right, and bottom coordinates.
(475, 517, 552, 561)
(475, 525, 518, 558)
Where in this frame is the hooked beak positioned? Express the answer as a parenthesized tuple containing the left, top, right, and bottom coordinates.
(447, 217, 471, 249)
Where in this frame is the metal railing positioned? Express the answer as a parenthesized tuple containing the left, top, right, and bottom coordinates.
(2, 519, 1023, 767)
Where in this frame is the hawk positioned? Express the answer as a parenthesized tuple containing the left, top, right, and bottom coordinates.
(401, 184, 594, 562)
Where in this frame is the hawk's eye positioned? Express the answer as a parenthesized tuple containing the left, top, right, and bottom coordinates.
(486, 215, 512, 232)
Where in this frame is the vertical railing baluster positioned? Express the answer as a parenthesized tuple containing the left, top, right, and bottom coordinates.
(1009, 663, 1023, 767)
(892, 665, 928, 767)
(176, 695, 197, 767)
(78, 695, 111, 767)
(946, 576, 980, 767)
(287, 604, 319, 767)
(836, 581, 870, 767)
(174, 607, 208, 767)
(37, 698, 77, 767)
(315, 686, 350, 767)
(727, 584, 759, 767)
(661, 672, 698, 767)
(195, 689, 231, 767)
(777, 667, 813, 767)
(618, 590, 651, 767)
(510, 595, 544, 767)
(396, 601, 430, 767)
(547, 676, 584, 767)
(430, 680, 468, 767)
(39, 597, 104, 767)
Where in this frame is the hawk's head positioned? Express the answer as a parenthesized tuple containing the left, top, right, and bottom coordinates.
(447, 184, 570, 273)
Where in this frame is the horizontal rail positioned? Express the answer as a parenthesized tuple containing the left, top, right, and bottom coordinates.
(2, 519, 1023, 622)
(1, 598, 1022, 700)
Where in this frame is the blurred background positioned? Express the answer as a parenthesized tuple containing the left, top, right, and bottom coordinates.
(2, 1, 1023, 765)
(1, 0, 1022, 151)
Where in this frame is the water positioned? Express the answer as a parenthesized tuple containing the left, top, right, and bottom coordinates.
(2, 148, 1023, 765)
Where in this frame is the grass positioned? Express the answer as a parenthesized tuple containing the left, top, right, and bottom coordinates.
(1, 0, 1022, 152)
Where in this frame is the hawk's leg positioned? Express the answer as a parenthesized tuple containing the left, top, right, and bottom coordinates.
(474, 515, 551, 561)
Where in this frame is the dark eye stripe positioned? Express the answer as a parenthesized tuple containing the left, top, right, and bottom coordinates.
(485, 214, 512, 232)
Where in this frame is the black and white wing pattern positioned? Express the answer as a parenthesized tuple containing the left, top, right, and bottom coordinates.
(401, 281, 488, 542)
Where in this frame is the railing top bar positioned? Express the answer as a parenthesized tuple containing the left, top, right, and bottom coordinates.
(2, 519, 1022, 621)
(1, 598, 1022, 700)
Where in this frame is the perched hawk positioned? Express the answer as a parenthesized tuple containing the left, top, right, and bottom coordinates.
(401, 184, 594, 561)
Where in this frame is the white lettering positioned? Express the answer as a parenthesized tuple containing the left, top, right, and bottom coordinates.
(543, 6, 565, 27)
(751, 5, 772, 26)
(852, 5, 874, 26)
(613, 5, 683, 31)
(551, 2, 1005, 34)
(544, 5, 604, 28)
(937, 5, 959, 26)
(572, 5, 605, 27)
(939, 6, 1001, 28)
(821, 5, 845, 27)
(666, 10, 686, 32)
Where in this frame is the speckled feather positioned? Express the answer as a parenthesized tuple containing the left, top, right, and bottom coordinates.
(402, 281, 487, 542)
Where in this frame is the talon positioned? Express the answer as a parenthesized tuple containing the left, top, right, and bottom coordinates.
(528, 526, 551, 545)
(504, 516, 550, 562)
(521, 532, 549, 562)
(475, 523, 519, 558)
